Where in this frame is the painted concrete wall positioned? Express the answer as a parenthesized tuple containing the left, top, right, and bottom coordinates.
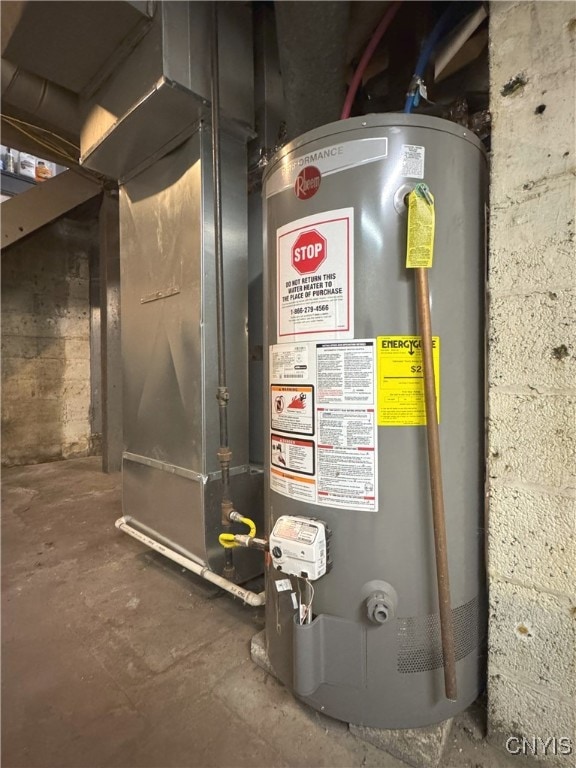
(1, 210, 99, 466)
(488, 2, 576, 761)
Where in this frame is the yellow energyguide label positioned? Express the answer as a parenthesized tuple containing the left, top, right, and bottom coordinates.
(377, 336, 440, 426)
(406, 185, 435, 268)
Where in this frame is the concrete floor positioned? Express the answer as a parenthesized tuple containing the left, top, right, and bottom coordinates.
(3, 458, 526, 768)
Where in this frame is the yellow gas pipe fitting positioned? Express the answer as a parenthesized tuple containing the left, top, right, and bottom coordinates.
(218, 513, 257, 549)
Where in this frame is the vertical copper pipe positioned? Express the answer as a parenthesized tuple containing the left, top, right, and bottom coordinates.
(415, 267, 458, 701)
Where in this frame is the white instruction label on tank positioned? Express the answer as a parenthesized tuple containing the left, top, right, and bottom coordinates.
(277, 208, 354, 341)
(270, 343, 314, 383)
(400, 144, 425, 179)
(316, 341, 374, 404)
(316, 407, 377, 511)
(270, 466, 317, 503)
(269, 339, 378, 511)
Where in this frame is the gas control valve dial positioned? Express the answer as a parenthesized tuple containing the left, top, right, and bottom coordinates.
(269, 515, 331, 580)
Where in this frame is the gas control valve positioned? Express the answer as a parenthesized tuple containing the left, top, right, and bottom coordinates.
(269, 515, 331, 580)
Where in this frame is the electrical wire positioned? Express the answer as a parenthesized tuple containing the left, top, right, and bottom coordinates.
(297, 577, 314, 625)
(1, 114, 79, 151)
(1, 114, 78, 164)
(273, 577, 282, 635)
(304, 578, 314, 624)
(296, 578, 303, 623)
(1, 117, 78, 159)
(341, 1, 402, 120)
(3, 125, 76, 163)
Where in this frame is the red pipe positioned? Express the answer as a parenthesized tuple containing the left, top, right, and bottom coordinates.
(341, 1, 402, 120)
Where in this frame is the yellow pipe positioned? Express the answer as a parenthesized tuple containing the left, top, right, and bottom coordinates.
(238, 515, 256, 538)
(218, 515, 257, 549)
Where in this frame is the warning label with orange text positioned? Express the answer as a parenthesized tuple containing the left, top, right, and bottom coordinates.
(270, 340, 378, 511)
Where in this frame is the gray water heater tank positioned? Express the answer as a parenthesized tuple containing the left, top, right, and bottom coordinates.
(262, 114, 487, 729)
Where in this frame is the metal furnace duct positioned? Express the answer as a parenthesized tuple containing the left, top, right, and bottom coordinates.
(262, 114, 487, 728)
(76, 1, 263, 583)
(120, 125, 262, 581)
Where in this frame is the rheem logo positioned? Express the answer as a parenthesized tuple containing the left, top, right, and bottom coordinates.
(294, 166, 321, 199)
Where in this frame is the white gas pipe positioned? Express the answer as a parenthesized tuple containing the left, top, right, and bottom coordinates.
(115, 517, 265, 607)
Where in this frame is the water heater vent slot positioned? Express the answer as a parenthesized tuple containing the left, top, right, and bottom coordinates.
(397, 596, 481, 674)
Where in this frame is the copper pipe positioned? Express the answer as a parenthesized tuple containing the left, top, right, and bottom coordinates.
(415, 267, 458, 701)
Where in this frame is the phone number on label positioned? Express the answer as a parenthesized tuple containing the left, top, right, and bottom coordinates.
(291, 305, 329, 316)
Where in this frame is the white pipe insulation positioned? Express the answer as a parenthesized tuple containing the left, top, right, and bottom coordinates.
(115, 517, 266, 607)
(434, 5, 488, 81)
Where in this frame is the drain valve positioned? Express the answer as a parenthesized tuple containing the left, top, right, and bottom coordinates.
(366, 592, 394, 624)
(362, 581, 398, 625)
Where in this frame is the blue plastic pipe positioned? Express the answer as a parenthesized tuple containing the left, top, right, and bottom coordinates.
(404, 2, 476, 114)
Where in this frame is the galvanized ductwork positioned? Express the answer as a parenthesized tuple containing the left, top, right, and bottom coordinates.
(1, 0, 264, 590)
(1, 59, 81, 139)
(73, 2, 263, 586)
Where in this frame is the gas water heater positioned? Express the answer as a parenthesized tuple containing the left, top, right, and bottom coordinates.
(263, 114, 487, 729)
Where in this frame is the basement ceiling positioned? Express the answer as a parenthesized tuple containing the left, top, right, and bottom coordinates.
(0, 1, 488, 169)
(1, 1, 152, 95)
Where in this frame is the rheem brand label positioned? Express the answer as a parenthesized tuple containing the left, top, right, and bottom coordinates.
(266, 138, 388, 198)
(277, 208, 354, 340)
(294, 166, 321, 199)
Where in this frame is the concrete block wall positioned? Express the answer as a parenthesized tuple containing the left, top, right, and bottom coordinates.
(1, 212, 99, 466)
(488, 2, 576, 762)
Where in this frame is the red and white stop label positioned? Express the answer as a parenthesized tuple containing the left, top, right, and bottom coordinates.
(277, 207, 353, 340)
(291, 229, 327, 275)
